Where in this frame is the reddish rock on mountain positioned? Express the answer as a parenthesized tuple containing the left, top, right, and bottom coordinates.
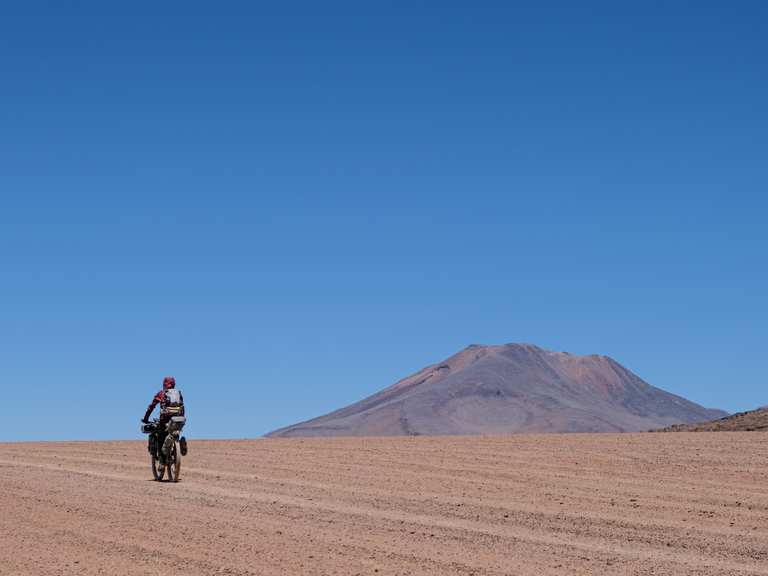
(267, 344, 726, 437)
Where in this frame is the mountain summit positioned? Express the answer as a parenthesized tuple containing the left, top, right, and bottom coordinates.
(267, 344, 726, 437)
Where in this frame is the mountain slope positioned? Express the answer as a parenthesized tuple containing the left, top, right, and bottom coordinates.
(655, 407, 768, 432)
(267, 344, 726, 437)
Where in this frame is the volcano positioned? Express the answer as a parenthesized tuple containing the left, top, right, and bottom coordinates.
(267, 344, 726, 437)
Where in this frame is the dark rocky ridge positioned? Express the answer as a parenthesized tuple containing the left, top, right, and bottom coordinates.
(267, 343, 727, 437)
(655, 406, 768, 432)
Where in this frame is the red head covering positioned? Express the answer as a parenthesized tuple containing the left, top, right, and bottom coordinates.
(163, 376, 176, 389)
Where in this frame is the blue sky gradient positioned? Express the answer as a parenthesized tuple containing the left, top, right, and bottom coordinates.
(1, 1, 766, 440)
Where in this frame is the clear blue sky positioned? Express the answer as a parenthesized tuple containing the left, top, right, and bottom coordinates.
(1, 1, 766, 441)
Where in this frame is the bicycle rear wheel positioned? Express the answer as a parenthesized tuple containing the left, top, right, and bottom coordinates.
(151, 455, 165, 481)
(166, 443, 181, 482)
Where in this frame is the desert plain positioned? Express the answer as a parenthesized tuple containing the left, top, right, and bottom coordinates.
(0, 433, 766, 575)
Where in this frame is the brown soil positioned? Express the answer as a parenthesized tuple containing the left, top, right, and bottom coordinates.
(1, 434, 766, 575)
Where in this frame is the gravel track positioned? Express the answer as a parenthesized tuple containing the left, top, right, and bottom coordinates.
(1, 433, 766, 575)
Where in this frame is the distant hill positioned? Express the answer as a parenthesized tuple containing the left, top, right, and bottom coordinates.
(654, 407, 768, 432)
(267, 343, 726, 437)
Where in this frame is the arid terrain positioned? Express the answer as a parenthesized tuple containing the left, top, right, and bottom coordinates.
(1, 434, 766, 575)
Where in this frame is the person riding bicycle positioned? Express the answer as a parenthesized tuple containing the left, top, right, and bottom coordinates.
(142, 376, 186, 458)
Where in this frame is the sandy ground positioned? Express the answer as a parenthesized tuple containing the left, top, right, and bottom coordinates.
(0, 434, 766, 576)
